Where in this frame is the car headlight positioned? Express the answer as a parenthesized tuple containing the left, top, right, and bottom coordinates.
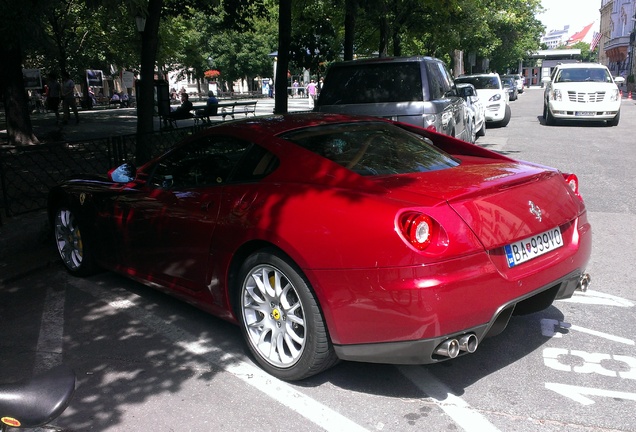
(552, 89, 562, 101)
(609, 88, 620, 101)
(488, 93, 501, 102)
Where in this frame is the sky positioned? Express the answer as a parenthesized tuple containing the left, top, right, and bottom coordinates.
(537, 0, 601, 32)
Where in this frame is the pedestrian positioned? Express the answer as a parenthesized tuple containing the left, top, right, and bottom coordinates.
(110, 92, 120, 107)
(292, 80, 299, 97)
(46, 72, 61, 124)
(306, 79, 318, 108)
(164, 92, 193, 127)
(61, 71, 79, 124)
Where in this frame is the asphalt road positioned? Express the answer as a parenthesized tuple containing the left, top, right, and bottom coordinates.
(1, 88, 635, 432)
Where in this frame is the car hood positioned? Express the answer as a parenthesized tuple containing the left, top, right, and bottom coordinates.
(372, 160, 582, 249)
(552, 82, 619, 93)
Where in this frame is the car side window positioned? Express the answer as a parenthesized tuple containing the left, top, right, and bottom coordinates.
(149, 136, 250, 189)
(426, 62, 453, 100)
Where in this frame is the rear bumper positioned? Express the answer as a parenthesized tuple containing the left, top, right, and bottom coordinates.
(308, 214, 591, 364)
(333, 270, 584, 364)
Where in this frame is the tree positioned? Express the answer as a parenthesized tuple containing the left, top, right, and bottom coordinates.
(275, 0, 291, 114)
(0, 0, 41, 145)
(568, 41, 596, 63)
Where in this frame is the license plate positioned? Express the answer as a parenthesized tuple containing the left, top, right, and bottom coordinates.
(575, 111, 594, 116)
(504, 227, 563, 268)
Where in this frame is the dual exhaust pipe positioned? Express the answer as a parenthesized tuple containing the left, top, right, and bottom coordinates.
(434, 334, 478, 359)
(577, 273, 591, 292)
(435, 273, 591, 359)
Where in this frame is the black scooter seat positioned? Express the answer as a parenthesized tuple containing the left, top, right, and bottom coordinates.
(0, 365, 76, 428)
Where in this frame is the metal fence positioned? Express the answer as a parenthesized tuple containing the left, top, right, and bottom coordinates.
(0, 125, 204, 224)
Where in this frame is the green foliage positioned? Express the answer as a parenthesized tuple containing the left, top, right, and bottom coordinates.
(567, 41, 596, 63)
(289, 1, 341, 76)
(12, 0, 548, 94)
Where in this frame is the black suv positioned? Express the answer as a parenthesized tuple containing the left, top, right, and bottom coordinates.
(315, 56, 472, 142)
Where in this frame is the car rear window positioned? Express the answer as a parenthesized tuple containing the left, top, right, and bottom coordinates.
(281, 122, 459, 176)
(318, 62, 424, 105)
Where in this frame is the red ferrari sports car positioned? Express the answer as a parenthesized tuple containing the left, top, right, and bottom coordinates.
(49, 113, 591, 380)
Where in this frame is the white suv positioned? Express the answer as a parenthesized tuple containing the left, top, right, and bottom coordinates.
(455, 73, 511, 127)
(543, 63, 621, 126)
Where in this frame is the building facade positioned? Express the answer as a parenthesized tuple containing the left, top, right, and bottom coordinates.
(599, 0, 614, 67)
(541, 26, 571, 49)
(604, 0, 635, 78)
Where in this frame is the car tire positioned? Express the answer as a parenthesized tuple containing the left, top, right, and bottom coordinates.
(545, 104, 556, 126)
(499, 105, 511, 127)
(53, 206, 97, 276)
(237, 249, 338, 381)
(607, 110, 620, 127)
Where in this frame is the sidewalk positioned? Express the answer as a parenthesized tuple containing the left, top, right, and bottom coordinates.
(0, 97, 313, 284)
(0, 97, 311, 144)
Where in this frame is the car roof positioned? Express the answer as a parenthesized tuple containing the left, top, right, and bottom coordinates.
(327, 56, 440, 68)
(555, 63, 608, 70)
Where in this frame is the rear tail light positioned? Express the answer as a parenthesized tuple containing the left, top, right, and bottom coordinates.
(399, 212, 433, 251)
(563, 173, 581, 198)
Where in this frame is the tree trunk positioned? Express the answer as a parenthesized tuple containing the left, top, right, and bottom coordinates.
(378, 9, 389, 58)
(392, 29, 401, 57)
(274, 0, 291, 114)
(343, 0, 357, 61)
(136, 0, 163, 165)
(0, 40, 39, 145)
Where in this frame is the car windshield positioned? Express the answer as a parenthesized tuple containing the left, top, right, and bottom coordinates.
(555, 68, 612, 83)
(455, 76, 500, 89)
(281, 122, 459, 176)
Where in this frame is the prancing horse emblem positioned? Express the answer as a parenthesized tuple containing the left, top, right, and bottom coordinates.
(529, 200, 542, 222)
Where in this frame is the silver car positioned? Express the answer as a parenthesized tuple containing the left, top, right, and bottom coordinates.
(315, 56, 472, 142)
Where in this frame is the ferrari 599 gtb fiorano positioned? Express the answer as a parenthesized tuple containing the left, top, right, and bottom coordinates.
(49, 113, 591, 380)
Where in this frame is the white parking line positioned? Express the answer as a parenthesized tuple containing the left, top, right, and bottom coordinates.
(558, 289, 634, 307)
(83, 285, 369, 432)
(398, 366, 501, 432)
(81, 281, 503, 431)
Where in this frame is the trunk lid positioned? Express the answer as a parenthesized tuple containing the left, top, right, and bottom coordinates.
(373, 158, 582, 249)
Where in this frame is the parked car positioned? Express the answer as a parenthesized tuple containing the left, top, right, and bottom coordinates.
(542, 62, 622, 126)
(49, 113, 592, 381)
(502, 77, 519, 101)
(455, 73, 511, 127)
(457, 83, 486, 142)
(315, 56, 472, 142)
(502, 73, 525, 93)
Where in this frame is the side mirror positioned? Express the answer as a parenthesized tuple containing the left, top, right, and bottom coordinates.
(457, 85, 474, 98)
(614, 76, 625, 85)
(109, 162, 137, 183)
(541, 76, 551, 83)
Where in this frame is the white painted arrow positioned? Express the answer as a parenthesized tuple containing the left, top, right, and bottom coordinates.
(545, 383, 636, 405)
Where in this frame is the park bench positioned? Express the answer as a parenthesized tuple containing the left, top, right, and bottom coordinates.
(157, 100, 194, 130)
(193, 100, 258, 125)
